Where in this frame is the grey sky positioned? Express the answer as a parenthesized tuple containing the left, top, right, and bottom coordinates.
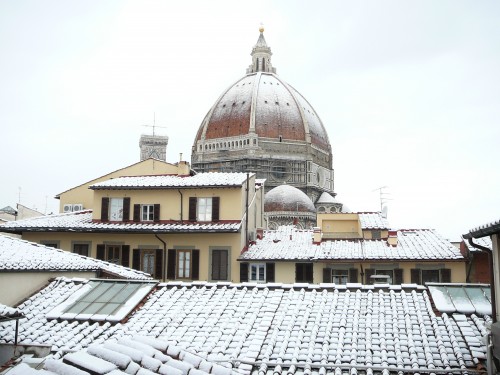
(1, 1, 499, 240)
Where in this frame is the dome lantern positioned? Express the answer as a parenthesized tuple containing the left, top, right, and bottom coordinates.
(247, 27, 276, 74)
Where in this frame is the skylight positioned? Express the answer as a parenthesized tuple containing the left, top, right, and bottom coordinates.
(47, 280, 156, 323)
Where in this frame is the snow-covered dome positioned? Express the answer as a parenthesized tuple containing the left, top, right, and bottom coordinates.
(191, 28, 335, 204)
(265, 185, 316, 213)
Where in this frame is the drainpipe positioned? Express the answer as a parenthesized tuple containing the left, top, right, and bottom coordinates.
(155, 234, 167, 282)
(245, 172, 249, 247)
(468, 238, 497, 323)
(177, 190, 183, 222)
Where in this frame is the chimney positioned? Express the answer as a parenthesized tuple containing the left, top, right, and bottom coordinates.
(256, 227, 264, 240)
(387, 230, 398, 247)
(313, 227, 322, 244)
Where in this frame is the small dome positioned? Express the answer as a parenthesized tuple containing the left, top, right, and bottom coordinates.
(265, 185, 316, 213)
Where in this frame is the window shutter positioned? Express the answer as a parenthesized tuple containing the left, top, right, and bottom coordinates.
(349, 268, 358, 283)
(220, 250, 228, 280)
(305, 263, 313, 283)
(266, 263, 275, 282)
(191, 250, 200, 280)
(240, 263, 249, 282)
(101, 198, 109, 221)
(123, 198, 131, 222)
(133, 204, 141, 222)
(365, 269, 375, 284)
(121, 245, 130, 267)
(411, 269, 421, 284)
(189, 197, 197, 222)
(212, 197, 220, 222)
(323, 268, 332, 283)
(167, 249, 176, 280)
(211, 250, 221, 280)
(132, 249, 140, 270)
(96, 244, 105, 260)
(155, 249, 163, 280)
(394, 268, 403, 284)
(154, 204, 161, 222)
(441, 268, 451, 283)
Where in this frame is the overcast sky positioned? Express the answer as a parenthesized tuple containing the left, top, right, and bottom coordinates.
(1, 1, 499, 241)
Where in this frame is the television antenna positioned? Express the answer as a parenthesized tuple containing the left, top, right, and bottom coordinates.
(142, 113, 167, 136)
(372, 185, 392, 212)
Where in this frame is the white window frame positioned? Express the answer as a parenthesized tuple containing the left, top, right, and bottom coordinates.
(109, 198, 124, 221)
(141, 204, 154, 221)
(197, 198, 212, 221)
(250, 263, 266, 282)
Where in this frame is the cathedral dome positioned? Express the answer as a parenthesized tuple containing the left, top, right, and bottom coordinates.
(191, 29, 335, 203)
(265, 184, 316, 213)
(193, 72, 331, 153)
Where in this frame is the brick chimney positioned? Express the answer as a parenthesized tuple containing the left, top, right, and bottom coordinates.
(313, 227, 322, 244)
(387, 230, 398, 247)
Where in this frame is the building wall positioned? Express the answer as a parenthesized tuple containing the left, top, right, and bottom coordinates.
(0, 271, 95, 306)
(262, 260, 466, 284)
(492, 233, 500, 322)
(58, 159, 190, 212)
(22, 232, 244, 283)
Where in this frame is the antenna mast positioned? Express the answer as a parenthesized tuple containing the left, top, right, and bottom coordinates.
(142, 112, 167, 136)
(372, 186, 392, 212)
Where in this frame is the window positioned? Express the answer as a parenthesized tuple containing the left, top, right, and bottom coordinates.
(73, 243, 89, 257)
(141, 205, 154, 221)
(106, 245, 121, 265)
(250, 263, 266, 282)
(41, 241, 59, 248)
(96, 244, 130, 268)
(49, 280, 156, 322)
(296, 263, 314, 283)
(374, 269, 393, 283)
(332, 269, 349, 285)
(211, 249, 229, 281)
(372, 230, 381, 239)
(189, 197, 220, 222)
(411, 268, 451, 284)
(132, 249, 163, 279)
(141, 250, 156, 276)
(177, 250, 191, 278)
(422, 269, 440, 283)
(197, 198, 212, 221)
(166, 249, 200, 280)
(239, 263, 274, 283)
(109, 198, 124, 221)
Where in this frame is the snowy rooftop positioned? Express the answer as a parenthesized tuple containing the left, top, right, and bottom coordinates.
(0, 210, 241, 234)
(465, 218, 500, 239)
(358, 212, 390, 229)
(0, 303, 23, 320)
(0, 234, 152, 280)
(9, 336, 239, 375)
(0, 278, 490, 373)
(90, 172, 253, 189)
(241, 226, 464, 261)
(462, 235, 492, 252)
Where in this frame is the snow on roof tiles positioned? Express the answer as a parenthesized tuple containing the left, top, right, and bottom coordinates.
(0, 210, 241, 233)
(358, 212, 389, 229)
(0, 303, 22, 319)
(0, 278, 488, 372)
(241, 226, 463, 261)
(0, 234, 152, 280)
(90, 172, 253, 189)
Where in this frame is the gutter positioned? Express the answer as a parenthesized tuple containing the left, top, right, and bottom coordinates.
(467, 238, 497, 323)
